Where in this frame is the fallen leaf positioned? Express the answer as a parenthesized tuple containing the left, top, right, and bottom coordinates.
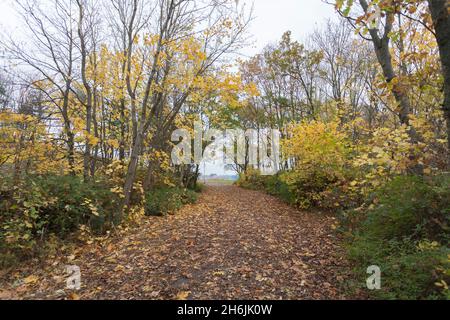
(176, 290, 191, 300)
(68, 293, 80, 300)
(23, 275, 39, 284)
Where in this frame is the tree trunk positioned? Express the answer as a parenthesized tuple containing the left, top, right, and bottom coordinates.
(358, 1, 412, 125)
(67, 130, 76, 176)
(62, 79, 75, 176)
(357, 0, 423, 174)
(83, 103, 92, 181)
(428, 0, 450, 165)
(143, 132, 168, 191)
(77, 1, 93, 182)
(372, 34, 412, 125)
(90, 90, 99, 177)
(121, 126, 145, 215)
(119, 99, 126, 161)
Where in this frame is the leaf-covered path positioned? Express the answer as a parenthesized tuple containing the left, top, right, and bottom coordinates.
(1, 186, 350, 300)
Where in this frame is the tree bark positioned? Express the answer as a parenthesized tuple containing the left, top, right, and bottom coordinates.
(91, 88, 99, 177)
(119, 99, 127, 161)
(77, 0, 94, 182)
(357, 0, 424, 174)
(359, 0, 413, 126)
(62, 79, 75, 176)
(428, 0, 450, 165)
(121, 125, 145, 215)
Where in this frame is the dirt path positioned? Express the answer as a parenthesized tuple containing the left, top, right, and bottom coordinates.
(0, 186, 350, 300)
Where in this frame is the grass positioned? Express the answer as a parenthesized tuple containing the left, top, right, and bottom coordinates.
(202, 179, 236, 186)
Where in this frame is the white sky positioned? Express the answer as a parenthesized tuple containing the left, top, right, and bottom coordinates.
(0, 1, 16, 30)
(0, 0, 338, 175)
(242, 0, 337, 56)
(0, 0, 337, 55)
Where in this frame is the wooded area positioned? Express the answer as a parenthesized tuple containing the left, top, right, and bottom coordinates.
(0, 0, 449, 300)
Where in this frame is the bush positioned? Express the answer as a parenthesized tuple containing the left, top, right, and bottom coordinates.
(236, 168, 268, 190)
(263, 174, 296, 205)
(349, 238, 449, 299)
(237, 168, 359, 210)
(346, 174, 450, 299)
(237, 169, 296, 205)
(144, 187, 198, 216)
(279, 170, 342, 209)
(361, 175, 449, 242)
(0, 175, 121, 266)
(235, 120, 360, 211)
(192, 182, 205, 193)
(182, 188, 199, 205)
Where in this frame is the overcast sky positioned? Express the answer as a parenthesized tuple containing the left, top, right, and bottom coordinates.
(0, 0, 337, 55)
(0, 0, 16, 30)
(0, 0, 338, 175)
(241, 0, 337, 56)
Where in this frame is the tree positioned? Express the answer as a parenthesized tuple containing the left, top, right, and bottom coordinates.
(0, 74, 11, 110)
(76, 0, 102, 181)
(312, 19, 379, 125)
(428, 0, 450, 157)
(336, 0, 414, 126)
(334, 0, 450, 165)
(105, 0, 252, 212)
(1, 0, 79, 174)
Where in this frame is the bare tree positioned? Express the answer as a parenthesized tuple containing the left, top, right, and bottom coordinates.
(75, 0, 103, 180)
(1, 0, 79, 173)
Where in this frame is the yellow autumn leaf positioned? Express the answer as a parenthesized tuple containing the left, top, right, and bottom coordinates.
(23, 275, 39, 284)
(175, 291, 191, 300)
(69, 293, 81, 300)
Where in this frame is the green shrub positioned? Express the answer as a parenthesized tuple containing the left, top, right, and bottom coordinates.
(182, 188, 199, 205)
(346, 174, 450, 300)
(349, 238, 449, 299)
(362, 175, 449, 242)
(144, 187, 198, 216)
(237, 168, 358, 210)
(192, 182, 205, 193)
(280, 170, 340, 208)
(0, 175, 121, 267)
(236, 168, 268, 190)
(263, 174, 296, 205)
(237, 170, 295, 205)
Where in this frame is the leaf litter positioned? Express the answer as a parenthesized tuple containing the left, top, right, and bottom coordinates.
(0, 186, 352, 300)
